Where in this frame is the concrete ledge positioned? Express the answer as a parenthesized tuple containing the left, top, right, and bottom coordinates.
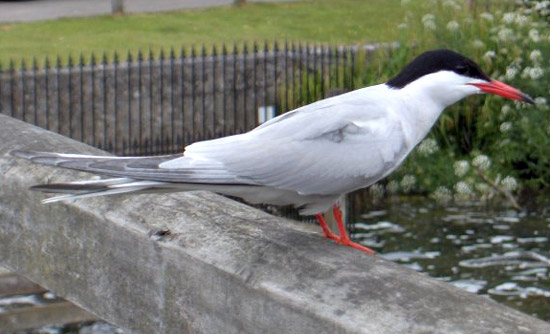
(0, 114, 549, 333)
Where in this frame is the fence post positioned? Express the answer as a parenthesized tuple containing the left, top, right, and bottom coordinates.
(112, 0, 124, 14)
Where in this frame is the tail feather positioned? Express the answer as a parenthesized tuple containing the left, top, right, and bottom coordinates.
(30, 178, 130, 194)
(41, 185, 153, 203)
(32, 177, 175, 203)
(10, 150, 245, 184)
(11, 149, 266, 205)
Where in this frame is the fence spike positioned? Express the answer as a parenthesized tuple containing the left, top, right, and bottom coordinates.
(170, 47, 175, 59)
(102, 52, 108, 65)
(137, 49, 143, 62)
(148, 49, 154, 61)
(160, 48, 165, 60)
(114, 51, 119, 64)
(212, 44, 218, 57)
(127, 50, 133, 63)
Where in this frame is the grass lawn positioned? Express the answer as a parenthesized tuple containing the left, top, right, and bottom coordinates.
(0, 0, 423, 66)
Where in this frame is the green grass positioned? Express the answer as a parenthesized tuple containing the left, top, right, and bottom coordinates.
(0, 0, 422, 66)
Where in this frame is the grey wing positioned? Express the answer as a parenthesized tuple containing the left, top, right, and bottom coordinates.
(173, 99, 409, 196)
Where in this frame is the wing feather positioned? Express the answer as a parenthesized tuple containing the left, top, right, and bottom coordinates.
(181, 87, 411, 195)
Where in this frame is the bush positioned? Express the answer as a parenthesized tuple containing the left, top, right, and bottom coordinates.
(288, 0, 550, 204)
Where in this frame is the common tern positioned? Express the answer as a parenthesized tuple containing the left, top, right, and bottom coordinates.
(12, 49, 534, 255)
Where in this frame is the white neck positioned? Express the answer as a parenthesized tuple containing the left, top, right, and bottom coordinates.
(387, 71, 482, 143)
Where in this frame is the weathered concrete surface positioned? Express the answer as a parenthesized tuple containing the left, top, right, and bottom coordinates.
(0, 113, 549, 334)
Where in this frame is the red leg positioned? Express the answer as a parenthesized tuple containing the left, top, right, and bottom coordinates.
(332, 205, 349, 242)
(332, 205, 376, 255)
(315, 214, 338, 240)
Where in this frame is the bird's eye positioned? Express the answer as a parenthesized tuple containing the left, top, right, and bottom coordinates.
(455, 64, 469, 75)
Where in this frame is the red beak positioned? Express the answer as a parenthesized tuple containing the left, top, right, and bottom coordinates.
(470, 80, 534, 104)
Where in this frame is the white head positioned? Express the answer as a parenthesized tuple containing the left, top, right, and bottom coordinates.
(387, 49, 534, 108)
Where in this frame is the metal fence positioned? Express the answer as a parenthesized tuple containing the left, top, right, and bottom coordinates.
(0, 41, 391, 223)
(0, 42, 389, 155)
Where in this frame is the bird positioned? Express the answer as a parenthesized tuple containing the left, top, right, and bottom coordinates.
(12, 49, 534, 255)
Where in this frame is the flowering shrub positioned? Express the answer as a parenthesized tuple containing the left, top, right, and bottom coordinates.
(366, 0, 550, 204)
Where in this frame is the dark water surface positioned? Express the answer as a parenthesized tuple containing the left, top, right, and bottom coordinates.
(352, 197, 550, 321)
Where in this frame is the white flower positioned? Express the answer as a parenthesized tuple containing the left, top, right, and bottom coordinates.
(431, 186, 452, 203)
(397, 23, 408, 30)
(532, 67, 544, 80)
(446, 20, 460, 32)
(386, 180, 400, 194)
(401, 0, 411, 5)
(483, 50, 496, 61)
(422, 13, 435, 23)
(472, 155, 491, 171)
(521, 116, 529, 125)
(529, 29, 541, 42)
(521, 67, 544, 80)
(443, 0, 461, 10)
(500, 122, 512, 133)
(454, 181, 473, 195)
(535, 1, 550, 10)
(501, 104, 512, 116)
(422, 14, 436, 30)
(454, 160, 470, 177)
(535, 97, 548, 106)
(417, 138, 439, 155)
(535, 97, 549, 110)
(497, 28, 515, 42)
(502, 12, 516, 24)
(424, 20, 436, 30)
(480, 12, 494, 21)
(475, 183, 490, 194)
(501, 176, 518, 192)
(514, 15, 530, 26)
(505, 66, 518, 80)
(400, 175, 417, 193)
(529, 49, 542, 64)
(472, 39, 485, 49)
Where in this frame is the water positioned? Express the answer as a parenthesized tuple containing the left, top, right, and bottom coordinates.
(352, 197, 550, 321)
